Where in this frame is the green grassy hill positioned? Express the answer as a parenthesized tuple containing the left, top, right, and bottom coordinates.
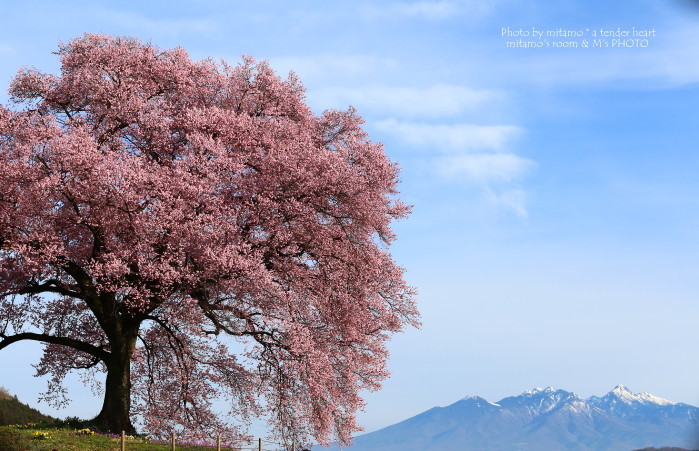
(0, 426, 240, 450)
(0, 388, 270, 450)
(0, 388, 246, 449)
(0, 387, 56, 427)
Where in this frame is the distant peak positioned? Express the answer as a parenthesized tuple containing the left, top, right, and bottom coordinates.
(459, 395, 500, 407)
(612, 384, 631, 393)
(524, 386, 557, 395)
(605, 385, 676, 406)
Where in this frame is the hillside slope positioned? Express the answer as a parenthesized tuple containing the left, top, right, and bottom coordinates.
(0, 387, 56, 426)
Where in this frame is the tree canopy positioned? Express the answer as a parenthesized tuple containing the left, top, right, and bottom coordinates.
(0, 34, 418, 445)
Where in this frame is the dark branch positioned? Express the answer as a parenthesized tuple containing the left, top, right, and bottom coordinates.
(18, 279, 82, 299)
(0, 332, 109, 362)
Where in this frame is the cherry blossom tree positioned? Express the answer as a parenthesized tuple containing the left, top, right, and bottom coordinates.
(0, 34, 418, 444)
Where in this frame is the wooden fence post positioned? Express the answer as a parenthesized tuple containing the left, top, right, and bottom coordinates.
(171, 431, 176, 451)
(121, 431, 125, 451)
(217, 434, 221, 451)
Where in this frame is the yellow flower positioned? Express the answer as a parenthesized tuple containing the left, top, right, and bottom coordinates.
(32, 431, 51, 440)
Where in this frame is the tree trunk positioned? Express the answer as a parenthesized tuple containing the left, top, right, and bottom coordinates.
(92, 329, 138, 435)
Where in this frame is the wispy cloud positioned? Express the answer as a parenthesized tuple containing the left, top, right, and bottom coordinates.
(310, 84, 504, 118)
(644, 24, 699, 86)
(374, 119, 522, 151)
(92, 9, 219, 38)
(374, 119, 534, 215)
(269, 54, 397, 85)
(361, 0, 504, 21)
(435, 153, 534, 182)
(387, 1, 460, 20)
(0, 44, 14, 54)
(486, 187, 529, 218)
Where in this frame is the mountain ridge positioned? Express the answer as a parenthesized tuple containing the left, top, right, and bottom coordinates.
(317, 386, 699, 451)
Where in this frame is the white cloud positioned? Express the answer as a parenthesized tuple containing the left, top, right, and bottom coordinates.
(391, 1, 460, 19)
(269, 54, 397, 85)
(0, 44, 13, 54)
(94, 9, 219, 38)
(644, 26, 699, 86)
(374, 119, 523, 152)
(375, 119, 534, 216)
(309, 84, 503, 118)
(361, 0, 504, 21)
(486, 187, 529, 218)
(436, 153, 534, 182)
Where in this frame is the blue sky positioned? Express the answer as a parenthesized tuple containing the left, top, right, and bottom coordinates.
(1, 0, 699, 438)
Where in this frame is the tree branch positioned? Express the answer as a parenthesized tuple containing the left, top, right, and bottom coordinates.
(18, 279, 83, 299)
(0, 332, 110, 362)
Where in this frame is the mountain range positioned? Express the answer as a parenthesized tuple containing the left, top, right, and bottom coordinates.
(319, 385, 699, 450)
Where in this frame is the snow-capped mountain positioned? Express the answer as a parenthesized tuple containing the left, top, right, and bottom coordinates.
(316, 386, 699, 451)
(588, 385, 695, 420)
(588, 384, 676, 411)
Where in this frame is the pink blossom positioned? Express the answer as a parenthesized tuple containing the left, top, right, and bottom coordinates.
(0, 34, 418, 447)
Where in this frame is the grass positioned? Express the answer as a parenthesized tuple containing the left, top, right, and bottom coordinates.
(0, 388, 251, 450)
(0, 388, 56, 427)
(0, 425, 244, 450)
